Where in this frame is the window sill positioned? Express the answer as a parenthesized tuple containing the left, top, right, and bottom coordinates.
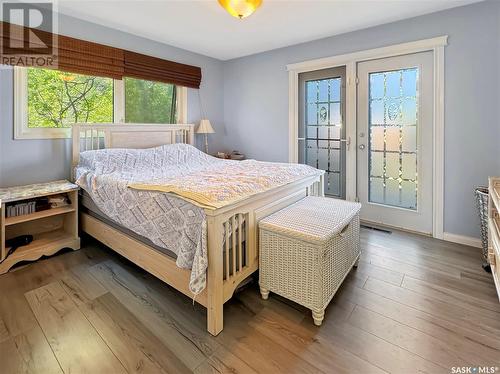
(14, 127, 71, 140)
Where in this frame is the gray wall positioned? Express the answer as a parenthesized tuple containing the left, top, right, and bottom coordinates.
(222, 0, 500, 238)
(0, 12, 224, 187)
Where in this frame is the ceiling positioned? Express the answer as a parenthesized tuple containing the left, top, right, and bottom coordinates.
(57, 0, 482, 60)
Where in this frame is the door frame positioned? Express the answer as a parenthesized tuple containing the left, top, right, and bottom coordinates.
(287, 36, 447, 239)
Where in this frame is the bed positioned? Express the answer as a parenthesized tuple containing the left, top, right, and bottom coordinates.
(72, 123, 324, 336)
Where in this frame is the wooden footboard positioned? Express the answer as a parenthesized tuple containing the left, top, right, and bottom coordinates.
(81, 174, 322, 336)
(72, 123, 324, 336)
(206, 174, 324, 335)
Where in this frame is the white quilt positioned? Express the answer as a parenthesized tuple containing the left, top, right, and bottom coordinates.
(75, 144, 322, 295)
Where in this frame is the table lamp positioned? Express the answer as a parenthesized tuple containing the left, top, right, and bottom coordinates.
(197, 119, 215, 154)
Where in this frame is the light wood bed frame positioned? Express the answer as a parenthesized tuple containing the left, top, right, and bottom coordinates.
(72, 123, 324, 335)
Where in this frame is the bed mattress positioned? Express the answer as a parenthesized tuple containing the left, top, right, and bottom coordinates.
(79, 190, 177, 259)
(75, 143, 321, 295)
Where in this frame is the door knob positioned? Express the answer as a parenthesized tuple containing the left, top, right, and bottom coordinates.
(358, 144, 366, 150)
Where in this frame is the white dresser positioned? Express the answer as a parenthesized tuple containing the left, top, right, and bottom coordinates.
(488, 177, 500, 301)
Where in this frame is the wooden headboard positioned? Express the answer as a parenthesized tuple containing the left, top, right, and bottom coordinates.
(71, 123, 196, 175)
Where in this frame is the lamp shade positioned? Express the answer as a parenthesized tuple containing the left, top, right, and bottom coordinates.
(197, 119, 215, 134)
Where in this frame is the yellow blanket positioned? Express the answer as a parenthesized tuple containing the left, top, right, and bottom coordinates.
(130, 160, 323, 210)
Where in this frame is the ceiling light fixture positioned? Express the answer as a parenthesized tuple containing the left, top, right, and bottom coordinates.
(218, 0, 262, 19)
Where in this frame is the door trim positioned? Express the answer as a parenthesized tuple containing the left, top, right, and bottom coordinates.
(287, 36, 448, 239)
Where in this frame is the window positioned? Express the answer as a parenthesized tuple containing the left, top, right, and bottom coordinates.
(14, 67, 186, 139)
(27, 69, 114, 129)
(124, 77, 177, 124)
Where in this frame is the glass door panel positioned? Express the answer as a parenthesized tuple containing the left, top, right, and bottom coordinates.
(299, 67, 346, 198)
(368, 68, 418, 210)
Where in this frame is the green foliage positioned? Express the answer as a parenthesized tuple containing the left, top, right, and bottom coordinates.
(26, 69, 177, 128)
(27, 68, 113, 128)
(125, 77, 176, 123)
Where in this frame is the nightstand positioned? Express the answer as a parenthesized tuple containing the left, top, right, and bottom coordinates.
(0, 180, 80, 273)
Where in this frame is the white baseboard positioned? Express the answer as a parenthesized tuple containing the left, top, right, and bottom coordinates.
(442, 232, 482, 248)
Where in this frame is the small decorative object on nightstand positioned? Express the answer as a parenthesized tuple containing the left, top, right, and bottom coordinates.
(197, 119, 215, 154)
(229, 150, 245, 160)
(216, 150, 246, 160)
(0, 180, 80, 274)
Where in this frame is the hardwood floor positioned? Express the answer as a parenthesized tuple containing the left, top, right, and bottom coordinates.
(0, 229, 499, 373)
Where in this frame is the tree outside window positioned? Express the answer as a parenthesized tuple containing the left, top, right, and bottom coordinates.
(124, 77, 176, 124)
(27, 68, 113, 128)
(16, 67, 179, 139)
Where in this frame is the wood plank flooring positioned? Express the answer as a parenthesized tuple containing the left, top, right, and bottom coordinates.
(0, 230, 499, 373)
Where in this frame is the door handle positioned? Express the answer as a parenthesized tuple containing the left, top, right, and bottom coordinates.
(340, 136, 351, 150)
(358, 144, 366, 150)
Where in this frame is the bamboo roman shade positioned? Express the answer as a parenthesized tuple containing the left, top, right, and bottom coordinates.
(56, 34, 124, 80)
(124, 51, 201, 88)
(0, 21, 201, 88)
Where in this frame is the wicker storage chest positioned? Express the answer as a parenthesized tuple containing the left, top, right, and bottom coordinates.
(259, 196, 361, 326)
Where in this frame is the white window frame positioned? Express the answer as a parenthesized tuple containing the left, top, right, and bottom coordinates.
(14, 66, 187, 139)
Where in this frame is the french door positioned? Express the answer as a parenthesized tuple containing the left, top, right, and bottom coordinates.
(357, 52, 433, 234)
(298, 67, 347, 198)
